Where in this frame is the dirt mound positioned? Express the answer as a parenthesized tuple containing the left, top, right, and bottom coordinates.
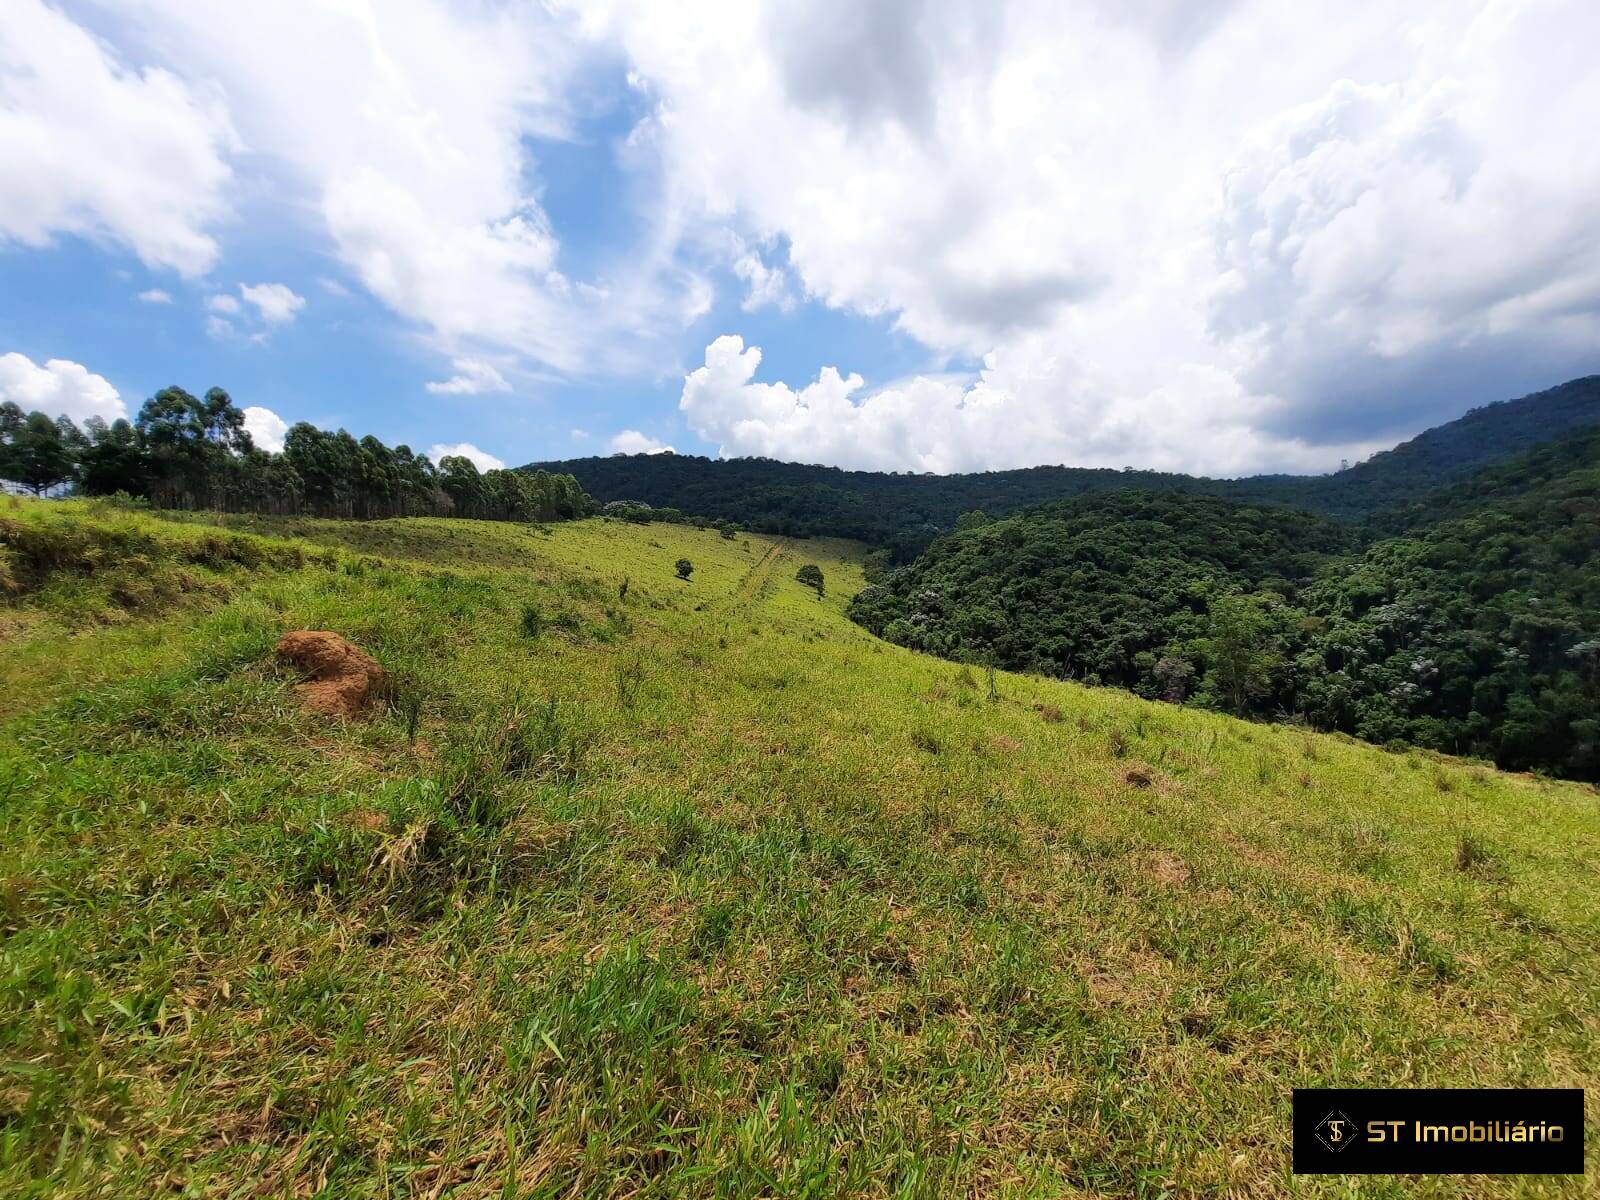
(1146, 851, 1192, 888)
(275, 630, 387, 719)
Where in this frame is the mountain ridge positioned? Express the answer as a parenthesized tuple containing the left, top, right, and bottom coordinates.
(526, 375, 1600, 553)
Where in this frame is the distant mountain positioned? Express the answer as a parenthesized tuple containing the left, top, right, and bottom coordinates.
(527, 375, 1600, 554)
(1229, 375, 1600, 519)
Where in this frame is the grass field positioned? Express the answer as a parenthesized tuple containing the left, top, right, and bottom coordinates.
(1, 498, 1596, 1198)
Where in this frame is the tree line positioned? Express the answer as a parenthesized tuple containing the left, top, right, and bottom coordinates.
(0, 387, 588, 524)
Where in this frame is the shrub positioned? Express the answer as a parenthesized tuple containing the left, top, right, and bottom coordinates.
(795, 563, 825, 596)
(675, 558, 694, 581)
(520, 602, 545, 638)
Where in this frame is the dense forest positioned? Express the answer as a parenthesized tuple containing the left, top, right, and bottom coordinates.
(849, 429, 1600, 781)
(0, 388, 588, 524)
(529, 376, 1600, 557)
(846, 492, 1354, 685)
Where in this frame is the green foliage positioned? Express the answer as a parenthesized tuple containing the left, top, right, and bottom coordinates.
(795, 562, 825, 595)
(1287, 434, 1600, 779)
(1199, 593, 1286, 715)
(849, 489, 1349, 693)
(0, 404, 79, 495)
(675, 557, 694, 580)
(520, 601, 545, 638)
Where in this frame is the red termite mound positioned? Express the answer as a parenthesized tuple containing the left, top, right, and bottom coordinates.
(275, 630, 387, 719)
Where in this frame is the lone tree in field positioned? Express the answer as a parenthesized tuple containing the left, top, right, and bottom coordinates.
(675, 558, 694, 581)
(796, 563, 825, 596)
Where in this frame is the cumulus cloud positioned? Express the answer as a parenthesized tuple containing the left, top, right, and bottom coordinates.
(10, 1, 1600, 472)
(427, 442, 505, 472)
(206, 293, 241, 315)
(426, 358, 511, 395)
(1210, 32, 1600, 439)
(730, 239, 793, 312)
(609, 430, 675, 455)
(96, 0, 705, 378)
(241, 404, 288, 452)
(680, 335, 1380, 476)
(137, 288, 172, 304)
(0, 0, 233, 276)
(584, 0, 1600, 468)
(240, 282, 305, 324)
(0, 352, 125, 423)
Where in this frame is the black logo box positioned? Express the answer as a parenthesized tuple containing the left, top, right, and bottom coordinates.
(1292, 1088, 1584, 1175)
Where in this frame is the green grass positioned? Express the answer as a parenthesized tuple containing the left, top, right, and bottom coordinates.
(2, 498, 1596, 1198)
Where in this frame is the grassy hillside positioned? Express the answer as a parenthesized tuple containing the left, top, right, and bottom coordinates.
(2, 500, 1597, 1197)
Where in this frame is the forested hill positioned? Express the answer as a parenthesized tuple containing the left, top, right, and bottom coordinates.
(849, 430, 1600, 781)
(1233, 375, 1600, 519)
(522, 452, 1243, 559)
(526, 375, 1600, 555)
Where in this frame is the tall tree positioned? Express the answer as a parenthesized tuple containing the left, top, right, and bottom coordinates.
(2, 410, 78, 495)
(78, 417, 150, 496)
(1201, 592, 1285, 715)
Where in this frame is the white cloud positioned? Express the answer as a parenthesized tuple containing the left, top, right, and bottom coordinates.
(427, 441, 505, 472)
(240, 282, 305, 324)
(206, 293, 241, 315)
(609, 429, 676, 455)
(10, 1, 1600, 472)
(0, 0, 233, 276)
(1209, 42, 1600, 439)
(241, 404, 288, 453)
(730, 239, 793, 312)
(680, 334, 1379, 476)
(570, 427, 589, 439)
(583, 0, 1600, 467)
(425, 357, 511, 395)
(99, 0, 703, 377)
(0, 352, 125, 423)
(137, 288, 172, 304)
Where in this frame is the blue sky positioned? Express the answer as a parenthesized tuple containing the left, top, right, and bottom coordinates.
(3, 0, 1598, 476)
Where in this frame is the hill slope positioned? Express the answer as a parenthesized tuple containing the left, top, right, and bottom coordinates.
(851, 433, 1600, 780)
(2, 501, 1597, 1197)
(527, 376, 1600, 553)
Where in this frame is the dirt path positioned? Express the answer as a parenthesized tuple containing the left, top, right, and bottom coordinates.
(736, 540, 787, 604)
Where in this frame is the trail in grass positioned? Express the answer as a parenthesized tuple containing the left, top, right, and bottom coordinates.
(735, 539, 786, 604)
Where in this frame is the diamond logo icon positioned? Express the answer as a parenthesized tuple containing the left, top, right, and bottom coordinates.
(1314, 1109, 1360, 1154)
